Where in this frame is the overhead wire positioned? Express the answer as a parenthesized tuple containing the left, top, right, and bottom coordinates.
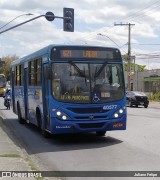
(81, 0, 160, 39)
(76, 0, 160, 60)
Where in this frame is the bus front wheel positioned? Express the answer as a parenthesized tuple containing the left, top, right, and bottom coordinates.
(36, 110, 51, 138)
(17, 104, 25, 124)
(96, 131, 106, 136)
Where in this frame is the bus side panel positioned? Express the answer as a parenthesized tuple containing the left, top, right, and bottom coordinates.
(14, 86, 25, 117)
(23, 68, 29, 119)
(41, 63, 50, 130)
(11, 70, 16, 113)
(27, 86, 43, 125)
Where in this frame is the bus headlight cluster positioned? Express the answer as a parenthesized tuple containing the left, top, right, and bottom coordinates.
(56, 111, 61, 116)
(56, 110, 68, 120)
(114, 107, 126, 119)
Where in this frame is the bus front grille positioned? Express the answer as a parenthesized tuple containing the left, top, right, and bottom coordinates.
(78, 122, 105, 129)
(67, 107, 108, 114)
(75, 115, 107, 120)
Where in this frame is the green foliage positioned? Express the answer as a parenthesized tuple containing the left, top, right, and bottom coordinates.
(148, 92, 160, 101)
(0, 55, 18, 80)
(124, 63, 146, 71)
(138, 64, 146, 71)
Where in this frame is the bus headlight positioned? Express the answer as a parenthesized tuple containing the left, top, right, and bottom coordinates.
(62, 115, 67, 120)
(56, 111, 62, 116)
(119, 109, 123, 114)
(113, 106, 126, 119)
(55, 110, 69, 120)
(114, 113, 119, 118)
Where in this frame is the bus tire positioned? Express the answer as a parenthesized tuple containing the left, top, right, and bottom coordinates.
(96, 131, 106, 136)
(41, 129, 52, 138)
(36, 109, 42, 130)
(17, 104, 25, 124)
(36, 110, 51, 138)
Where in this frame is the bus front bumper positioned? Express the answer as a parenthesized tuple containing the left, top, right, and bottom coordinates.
(50, 115, 126, 134)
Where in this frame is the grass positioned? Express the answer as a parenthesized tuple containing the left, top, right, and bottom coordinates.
(24, 157, 44, 180)
(0, 153, 21, 158)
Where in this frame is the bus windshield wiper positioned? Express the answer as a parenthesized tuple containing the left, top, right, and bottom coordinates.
(69, 61, 86, 78)
(94, 62, 107, 78)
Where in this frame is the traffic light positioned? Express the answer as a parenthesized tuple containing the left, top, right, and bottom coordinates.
(63, 8, 74, 32)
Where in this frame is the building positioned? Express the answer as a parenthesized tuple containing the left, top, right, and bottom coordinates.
(130, 69, 160, 94)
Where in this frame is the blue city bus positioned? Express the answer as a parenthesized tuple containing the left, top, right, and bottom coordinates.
(11, 45, 126, 137)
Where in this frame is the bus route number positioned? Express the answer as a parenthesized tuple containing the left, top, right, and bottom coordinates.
(62, 50, 72, 57)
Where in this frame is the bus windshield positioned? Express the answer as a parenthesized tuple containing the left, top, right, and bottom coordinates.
(52, 62, 124, 103)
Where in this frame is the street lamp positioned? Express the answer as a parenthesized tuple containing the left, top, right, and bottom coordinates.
(97, 33, 127, 54)
(0, 13, 33, 30)
(97, 33, 122, 49)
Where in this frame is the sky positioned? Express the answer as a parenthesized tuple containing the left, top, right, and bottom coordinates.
(1, 0, 160, 70)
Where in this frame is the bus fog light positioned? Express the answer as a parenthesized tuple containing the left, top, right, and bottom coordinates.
(119, 109, 123, 114)
(56, 111, 62, 116)
(62, 115, 67, 120)
(114, 113, 119, 118)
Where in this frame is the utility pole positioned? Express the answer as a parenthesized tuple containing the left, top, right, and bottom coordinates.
(114, 22, 135, 91)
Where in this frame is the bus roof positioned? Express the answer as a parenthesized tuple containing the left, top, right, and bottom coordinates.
(11, 44, 121, 66)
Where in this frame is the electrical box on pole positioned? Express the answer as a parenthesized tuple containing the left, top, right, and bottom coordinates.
(63, 8, 74, 32)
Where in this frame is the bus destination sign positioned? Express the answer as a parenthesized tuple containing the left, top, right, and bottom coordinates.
(61, 50, 98, 58)
(60, 50, 115, 59)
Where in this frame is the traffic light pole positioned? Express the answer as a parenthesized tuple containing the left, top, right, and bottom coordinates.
(0, 8, 74, 35)
(0, 15, 45, 34)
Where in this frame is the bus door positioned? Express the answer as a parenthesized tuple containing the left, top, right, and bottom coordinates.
(24, 67, 28, 119)
(43, 64, 50, 130)
(11, 70, 16, 112)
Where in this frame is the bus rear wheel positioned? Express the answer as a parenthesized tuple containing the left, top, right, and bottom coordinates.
(96, 131, 106, 136)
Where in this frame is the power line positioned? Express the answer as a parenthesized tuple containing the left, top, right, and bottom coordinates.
(126, 1, 160, 21)
(74, 0, 160, 50)
(132, 43, 160, 45)
(125, 0, 160, 20)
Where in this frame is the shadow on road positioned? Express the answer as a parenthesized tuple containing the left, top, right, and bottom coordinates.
(1, 117, 123, 155)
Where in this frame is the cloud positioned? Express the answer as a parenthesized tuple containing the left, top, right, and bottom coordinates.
(0, 0, 160, 69)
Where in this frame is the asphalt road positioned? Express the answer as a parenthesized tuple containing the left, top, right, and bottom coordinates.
(0, 98, 160, 180)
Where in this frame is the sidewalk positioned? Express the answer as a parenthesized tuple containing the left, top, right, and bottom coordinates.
(0, 99, 58, 180)
(149, 101, 160, 109)
(0, 117, 36, 179)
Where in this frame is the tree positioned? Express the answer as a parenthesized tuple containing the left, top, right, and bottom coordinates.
(0, 55, 18, 80)
(124, 63, 146, 72)
(122, 54, 146, 72)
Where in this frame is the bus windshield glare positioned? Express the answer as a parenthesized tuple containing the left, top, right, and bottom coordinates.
(52, 62, 124, 103)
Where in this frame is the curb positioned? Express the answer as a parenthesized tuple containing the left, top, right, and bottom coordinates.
(0, 117, 41, 179)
